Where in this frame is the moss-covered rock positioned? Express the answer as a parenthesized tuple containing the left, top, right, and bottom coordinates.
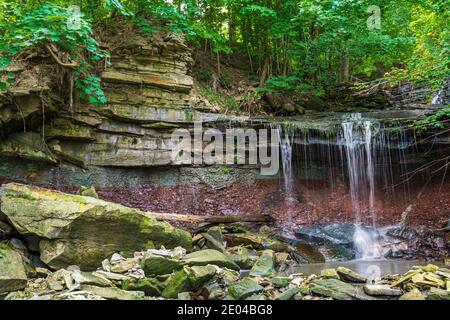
(0, 248, 28, 293)
(162, 268, 191, 299)
(183, 249, 239, 271)
(228, 278, 263, 299)
(427, 287, 450, 300)
(141, 254, 185, 276)
(0, 183, 192, 270)
(250, 250, 275, 277)
(309, 278, 359, 300)
(122, 278, 163, 296)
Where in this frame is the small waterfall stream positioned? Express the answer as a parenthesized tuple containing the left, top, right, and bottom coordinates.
(280, 128, 295, 224)
(340, 114, 383, 259)
(277, 112, 415, 259)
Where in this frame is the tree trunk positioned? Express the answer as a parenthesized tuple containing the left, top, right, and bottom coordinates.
(147, 212, 275, 224)
(259, 54, 270, 87)
(340, 53, 350, 83)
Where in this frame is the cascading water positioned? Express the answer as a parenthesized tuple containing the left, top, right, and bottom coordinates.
(279, 128, 295, 224)
(340, 114, 383, 259)
(278, 112, 417, 259)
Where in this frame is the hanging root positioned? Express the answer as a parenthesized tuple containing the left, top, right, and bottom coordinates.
(45, 43, 78, 69)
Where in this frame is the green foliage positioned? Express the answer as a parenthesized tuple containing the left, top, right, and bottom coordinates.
(414, 105, 450, 132)
(0, 2, 109, 106)
(0, 0, 447, 107)
(199, 84, 240, 112)
(257, 76, 301, 93)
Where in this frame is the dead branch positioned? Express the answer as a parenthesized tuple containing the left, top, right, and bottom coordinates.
(146, 212, 275, 224)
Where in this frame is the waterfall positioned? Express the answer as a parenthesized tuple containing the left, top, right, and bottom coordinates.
(364, 121, 376, 228)
(280, 129, 294, 224)
(341, 114, 383, 259)
(431, 88, 444, 105)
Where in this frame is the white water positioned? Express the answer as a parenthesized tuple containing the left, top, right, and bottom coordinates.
(280, 130, 294, 224)
(341, 115, 383, 259)
(431, 89, 444, 104)
(278, 113, 414, 259)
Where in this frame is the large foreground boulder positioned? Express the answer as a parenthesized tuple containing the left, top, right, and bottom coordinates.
(0, 183, 192, 270)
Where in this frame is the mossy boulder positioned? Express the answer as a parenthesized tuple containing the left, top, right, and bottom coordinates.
(183, 249, 240, 271)
(162, 265, 216, 299)
(0, 248, 28, 293)
(249, 250, 275, 277)
(228, 278, 263, 299)
(122, 278, 164, 296)
(141, 253, 185, 276)
(336, 267, 367, 283)
(310, 278, 359, 300)
(0, 183, 192, 270)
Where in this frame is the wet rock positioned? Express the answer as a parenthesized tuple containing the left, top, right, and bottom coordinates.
(0, 247, 28, 293)
(336, 267, 367, 283)
(0, 183, 192, 269)
(183, 249, 239, 271)
(427, 287, 450, 300)
(122, 278, 163, 296)
(141, 253, 185, 276)
(399, 289, 425, 300)
(250, 250, 275, 277)
(295, 223, 359, 245)
(386, 226, 418, 241)
(363, 284, 402, 296)
(228, 278, 263, 299)
(309, 278, 360, 300)
(291, 241, 326, 263)
(321, 242, 356, 261)
(81, 285, 145, 300)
